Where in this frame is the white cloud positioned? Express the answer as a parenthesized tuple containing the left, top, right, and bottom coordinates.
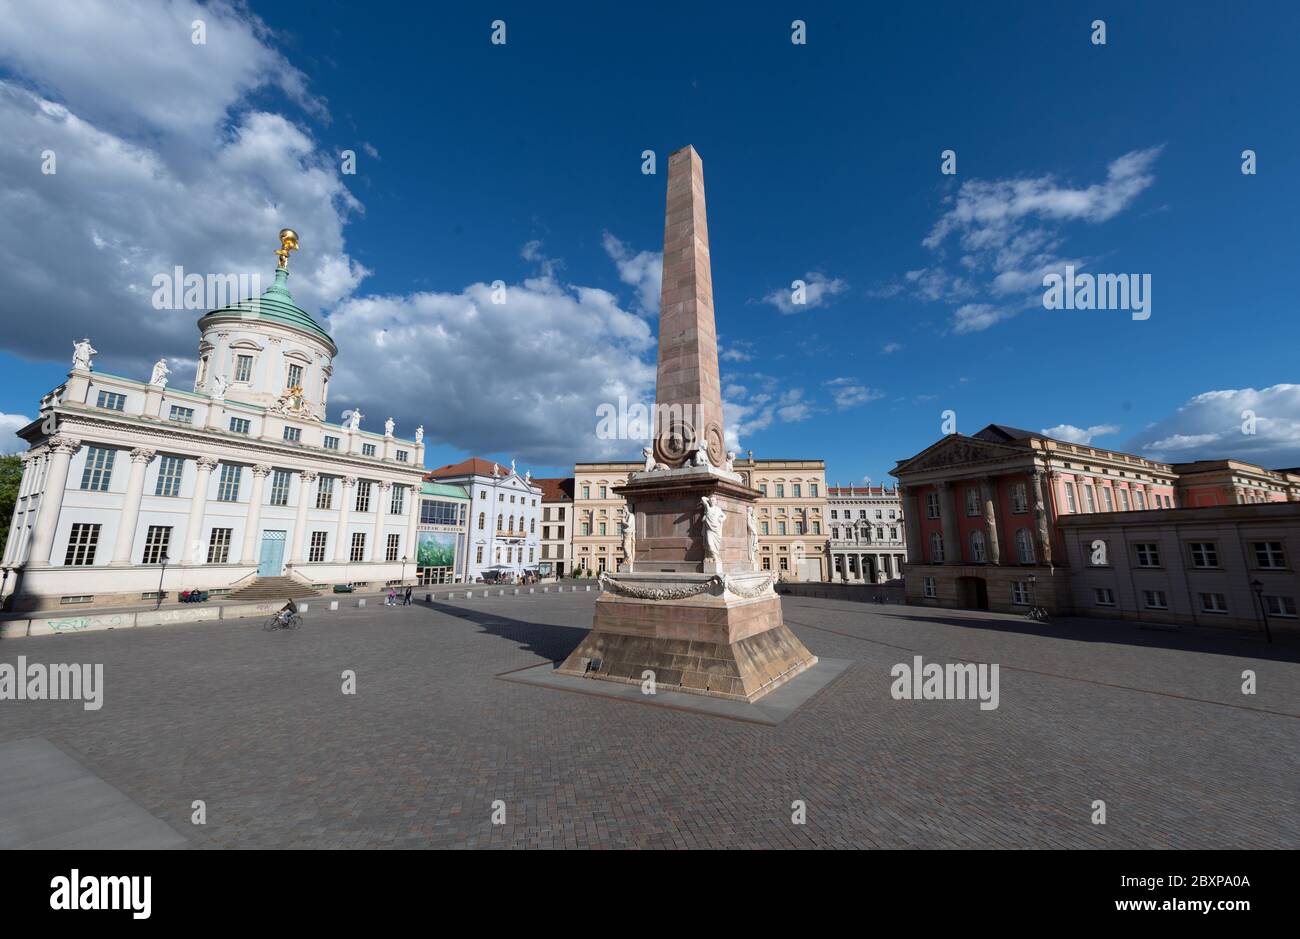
(760, 271, 848, 314)
(824, 378, 885, 411)
(601, 232, 661, 316)
(1125, 385, 1300, 467)
(951, 303, 1015, 335)
(720, 339, 754, 362)
(723, 378, 812, 452)
(0, 411, 32, 455)
(880, 342, 903, 355)
(1041, 423, 1121, 445)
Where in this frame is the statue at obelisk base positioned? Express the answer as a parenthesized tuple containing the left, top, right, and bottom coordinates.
(557, 145, 816, 702)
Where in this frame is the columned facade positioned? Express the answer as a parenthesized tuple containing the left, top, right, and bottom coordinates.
(826, 484, 907, 584)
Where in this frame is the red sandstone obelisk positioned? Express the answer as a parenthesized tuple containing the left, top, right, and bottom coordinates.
(557, 146, 817, 702)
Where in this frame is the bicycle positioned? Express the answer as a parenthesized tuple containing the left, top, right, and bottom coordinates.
(263, 610, 303, 631)
(1025, 606, 1050, 623)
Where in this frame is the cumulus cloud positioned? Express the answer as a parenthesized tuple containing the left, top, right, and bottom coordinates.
(601, 232, 661, 316)
(890, 147, 1162, 333)
(0, 411, 32, 455)
(880, 342, 903, 355)
(1124, 385, 1300, 468)
(722, 377, 813, 451)
(760, 271, 848, 314)
(1041, 423, 1121, 445)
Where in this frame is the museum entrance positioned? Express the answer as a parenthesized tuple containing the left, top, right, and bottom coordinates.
(418, 566, 452, 585)
(956, 575, 989, 609)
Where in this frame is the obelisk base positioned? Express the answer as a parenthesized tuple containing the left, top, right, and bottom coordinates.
(557, 574, 817, 702)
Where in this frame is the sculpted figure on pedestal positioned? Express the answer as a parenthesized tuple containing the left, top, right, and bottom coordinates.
(701, 495, 726, 561)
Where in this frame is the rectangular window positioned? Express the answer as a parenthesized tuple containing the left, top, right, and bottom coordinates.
(775, 484, 785, 498)
(229, 417, 251, 435)
(355, 481, 372, 513)
(216, 463, 241, 502)
(141, 525, 172, 564)
(778, 521, 787, 535)
(1143, 590, 1168, 610)
(270, 470, 292, 506)
(390, 485, 405, 515)
(580, 522, 590, 536)
(1189, 542, 1219, 568)
(794, 522, 805, 535)
(1253, 541, 1286, 569)
(1135, 543, 1161, 568)
(396, 451, 409, 463)
(168, 405, 194, 424)
(761, 522, 769, 535)
(476, 545, 484, 564)
(287, 363, 303, 388)
(1198, 592, 1228, 614)
(965, 488, 981, 516)
(925, 493, 940, 518)
(283, 426, 301, 443)
(778, 556, 788, 571)
(598, 522, 607, 536)
(1118, 488, 1130, 511)
(762, 556, 771, 570)
(792, 484, 802, 498)
(759, 484, 768, 496)
(923, 577, 937, 599)
(598, 486, 607, 498)
(812, 522, 821, 535)
(810, 483, 818, 497)
(64, 523, 101, 566)
(323, 435, 340, 451)
(1082, 485, 1096, 513)
(80, 447, 116, 491)
(1100, 487, 1114, 512)
(96, 390, 126, 411)
(1064, 483, 1077, 514)
(350, 532, 366, 562)
(362, 443, 376, 457)
(308, 531, 328, 562)
(207, 528, 232, 564)
(1134, 490, 1146, 510)
(235, 355, 253, 383)
(316, 476, 334, 510)
(1265, 595, 1297, 618)
(1010, 482, 1028, 514)
(1010, 582, 1030, 606)
(1094, 587, 1115, 606)
(155, 455, 184, 497)
(386, 533, 400, 562)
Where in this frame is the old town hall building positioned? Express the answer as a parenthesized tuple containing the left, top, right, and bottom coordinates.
(1, 233, 426, 611)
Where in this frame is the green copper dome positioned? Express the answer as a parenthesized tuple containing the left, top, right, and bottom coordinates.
(198, 267, 336, 353)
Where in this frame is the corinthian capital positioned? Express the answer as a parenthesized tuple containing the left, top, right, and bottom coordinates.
(196, 455, 220, 470)
(342, 475, 358, 488)
(252, 464, 273, 477)
(299, 470, 319, 482)
(129, 447, 157, 464)
(48, 435, 81, 455)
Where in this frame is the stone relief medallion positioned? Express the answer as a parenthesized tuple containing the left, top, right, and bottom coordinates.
(703, 422, 725, 468)
(654, 417, 696, 466)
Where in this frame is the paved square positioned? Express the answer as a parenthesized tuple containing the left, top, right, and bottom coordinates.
(1, 592, 1296, 849)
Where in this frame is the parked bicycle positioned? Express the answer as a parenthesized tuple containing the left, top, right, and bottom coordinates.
(1025, 606, 1050, 623)
(264, 600, 303, 631)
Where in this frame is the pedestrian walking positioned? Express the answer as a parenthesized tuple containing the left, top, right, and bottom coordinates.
(403, 586, 413, 606)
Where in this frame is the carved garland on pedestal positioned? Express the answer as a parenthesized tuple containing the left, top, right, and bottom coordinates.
(723, 572, 777, 598)
(598, 572, 723, 600)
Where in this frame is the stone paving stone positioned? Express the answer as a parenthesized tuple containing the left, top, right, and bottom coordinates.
(0, 592, 1296, 849)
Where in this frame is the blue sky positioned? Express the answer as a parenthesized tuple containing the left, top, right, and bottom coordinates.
(1, 0, 1298, 480)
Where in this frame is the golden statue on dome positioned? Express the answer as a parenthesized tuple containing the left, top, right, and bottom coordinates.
(275, 228, 299, 269)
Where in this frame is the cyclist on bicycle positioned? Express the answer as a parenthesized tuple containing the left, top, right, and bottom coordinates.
(274, 599, 298, 627)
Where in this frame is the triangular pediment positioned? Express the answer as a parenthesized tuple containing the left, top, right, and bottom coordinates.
(894, 434, 1028, 475)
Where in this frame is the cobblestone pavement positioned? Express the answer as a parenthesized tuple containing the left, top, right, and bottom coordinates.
(1, 592, 1296, 849)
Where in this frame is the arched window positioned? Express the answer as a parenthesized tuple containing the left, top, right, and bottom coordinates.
(477, 512, 485, 530)
(508, 515, 514, 532)
(1015, 528, 1035, 564)
(970, 529, 987, 563)
(496, 515, 503, 531)
(929, 531, 945, 563)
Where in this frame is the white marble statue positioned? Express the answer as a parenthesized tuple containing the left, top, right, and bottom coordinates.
(384, 417, 394, 438)
(746, 506, 759, 568)
(693, 446, 711, 468)
(71, 338, 97, 371)
(524, 470, 531, 483)
(725, 451, 736, 472)
(492, 463, 500, 477)
(210, 374, 228, 400)
(149, 358, 170, 388)
(415, 425, 424, 445)
(348, 409, 363, 431)
(642, 446, 655, 472)
(701, 495, 726, 561)
(621, 507, 636, 566)
(510, 459, 516, 476)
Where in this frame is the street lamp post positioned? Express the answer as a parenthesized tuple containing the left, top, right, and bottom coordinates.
(401, 555, 409, 586)
(155, 555, 170, 610)
(1250, 578, 1274, 644)
(1028, 572, 1037, 610)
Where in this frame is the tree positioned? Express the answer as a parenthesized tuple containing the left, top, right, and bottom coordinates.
(0, 454, 21, 559)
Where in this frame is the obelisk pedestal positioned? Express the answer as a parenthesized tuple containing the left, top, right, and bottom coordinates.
(557, 146, 816, 702)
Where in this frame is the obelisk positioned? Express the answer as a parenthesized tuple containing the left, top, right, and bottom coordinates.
(557, 145, 817, 702)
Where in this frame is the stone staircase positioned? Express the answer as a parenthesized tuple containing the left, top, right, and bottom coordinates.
(226, 576, 321, 602)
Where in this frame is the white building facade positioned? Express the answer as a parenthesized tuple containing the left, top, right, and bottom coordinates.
(426, 458, 542, 581)
(1, 242, 426, 611)
(826, 484, 907, 584)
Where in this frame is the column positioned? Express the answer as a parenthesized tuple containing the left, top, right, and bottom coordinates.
(112, 447, 156, 564)
(185, 456, 219, 564)
(900, 486, 922, 564)
(937, 480, 960, 564)
(289, 471, 317, 564)
(333, 476, 357, 562)
(238, 464, 272, 564)
(378, 481, 393, 563)
(404, 484, 420, 578)
(1029, 468, 1053, 566)
(980, 476, 1001, 564)
(26, 436, 80, 566)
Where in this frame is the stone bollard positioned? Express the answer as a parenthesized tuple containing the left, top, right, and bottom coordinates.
(497, 588, 505, 596)
(528, 587, 535, 594)
(329, 600, 339, 611)
(585, 585, 591, 592)
(357, 598, 366, 607)
(425, 593, 432, 602)
(543, 586, 549, 593)
(299, 603, 309, 612)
